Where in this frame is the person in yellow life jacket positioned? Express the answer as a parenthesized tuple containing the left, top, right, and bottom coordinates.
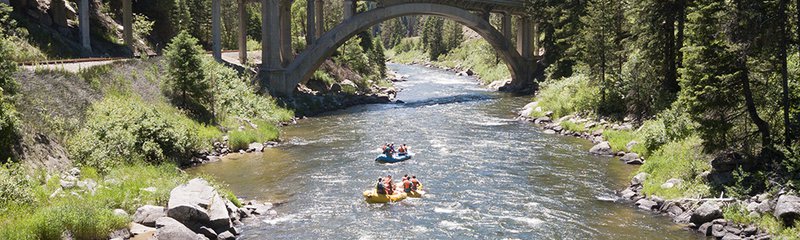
(411, 176, 421, 191)
(402, 177, 413, 193)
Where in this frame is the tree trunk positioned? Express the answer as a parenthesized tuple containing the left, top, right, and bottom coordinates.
(739, 53, 773, 149)
(780, 0, 791, 146)
(676, 0, 687, 69)
(663, 2, 679, 97)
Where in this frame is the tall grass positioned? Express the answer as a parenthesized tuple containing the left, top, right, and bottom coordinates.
(533, 74, 600, 119)
(227, 120, 280, 151)
(638, 136, 711, 199)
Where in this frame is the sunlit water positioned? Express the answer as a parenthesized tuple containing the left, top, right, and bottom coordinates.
(189, 64, 699, 239)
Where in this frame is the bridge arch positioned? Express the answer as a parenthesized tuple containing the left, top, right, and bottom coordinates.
(270, 3, 530, 96)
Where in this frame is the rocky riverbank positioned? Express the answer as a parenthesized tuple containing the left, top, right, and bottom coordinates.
(102, 177, 277, 240)
(516, 102, 800, 239)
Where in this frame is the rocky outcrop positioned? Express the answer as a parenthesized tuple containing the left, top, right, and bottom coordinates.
(166, 178, 232, 234)
(774, 194, 800, 224)
(154, 217, 203, 240)
(690, 201, 722, 225)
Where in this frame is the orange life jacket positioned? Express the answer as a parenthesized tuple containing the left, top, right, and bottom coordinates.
(403, 180, 412, 191)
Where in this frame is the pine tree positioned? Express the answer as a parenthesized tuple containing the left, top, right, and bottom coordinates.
(680, 0, 741, 152)
(371, 37, 387, 78)
(577, 0, 622, 108)
(165, 31, 209, 109)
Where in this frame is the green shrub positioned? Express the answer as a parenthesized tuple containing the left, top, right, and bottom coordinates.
(165, 31, 209, 110)
(639, 136, 711, 199)
(535, 74, 600, 119)
(68, 95, 199, 171)
(438, 39, 511, 83)
(204, 59, 294, 123)
(0, 163, 33, 207)
(723, 204, 800, 239)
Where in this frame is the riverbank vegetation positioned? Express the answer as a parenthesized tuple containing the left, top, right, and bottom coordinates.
(0, 20, 287, 237)
(520, 0, 800, 237)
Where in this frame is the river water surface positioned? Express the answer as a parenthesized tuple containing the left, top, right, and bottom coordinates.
(190, 64, 698, 239)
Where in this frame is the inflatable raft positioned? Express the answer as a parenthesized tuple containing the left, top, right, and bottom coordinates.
(362, 190, 407, 203)
(406, 184, 425, 198)
(375, 152, 413, 163)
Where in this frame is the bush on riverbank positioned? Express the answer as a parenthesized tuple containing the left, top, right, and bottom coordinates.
(226, 119, 280, 151)
(530, 74, 599, 119)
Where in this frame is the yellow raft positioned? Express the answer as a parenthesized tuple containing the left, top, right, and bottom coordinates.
(363, 190, 407, 203)
(406, 184, 425, 198)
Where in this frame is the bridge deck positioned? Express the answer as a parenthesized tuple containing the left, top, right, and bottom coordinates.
(379, 0, 527, 14)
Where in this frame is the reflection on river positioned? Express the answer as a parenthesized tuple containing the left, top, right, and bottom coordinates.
(189, 63, 699, 239)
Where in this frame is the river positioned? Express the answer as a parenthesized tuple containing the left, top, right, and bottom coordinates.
(189, 63, 699, 239)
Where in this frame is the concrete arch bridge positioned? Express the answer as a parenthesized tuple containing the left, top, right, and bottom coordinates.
(208, 0, 540, 96)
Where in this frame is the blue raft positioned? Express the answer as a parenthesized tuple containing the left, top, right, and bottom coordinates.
(375, 153, 413, 163)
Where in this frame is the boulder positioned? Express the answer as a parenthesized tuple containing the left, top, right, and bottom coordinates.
(134, 205, 166, 227)
(621, 153, 643, 165)
(620, 188, 636, 199)
(742, 226, 758, 236)
(129, 222, 156, 236)
(534, 117, 551, 124)
(725, 226, 742, 235)
(631, 172, 648, 186)
(167, 178, 232, 234)
(660, 178, 683, 189)
(774, 194, 800, 224)
(710, 152, 746, 173)
(543, 129, 556, 134)
(196, 226, 217, 239)
(712, 223, 727, 238)
(113, 209, 129, 218)
(247, 142, 264, 152)
(591, 129, 604, 136)
(625, 141, 638, 151)
(698, 222, 714, 236)
(584, 122, 596, 129)
(721, 233, 742, 240)
(154, 217, 203, 240)
(674, 210, 692, 223)
(589, 141, 613, 155)
(690, 201, 723, 225)
(635, 199, 658, 211)
(217, 231, 235, 240)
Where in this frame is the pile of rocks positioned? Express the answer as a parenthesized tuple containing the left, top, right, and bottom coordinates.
(618, 173, 800, 239)
(117, 178, 277, 240)
(517, 101, 645, 165)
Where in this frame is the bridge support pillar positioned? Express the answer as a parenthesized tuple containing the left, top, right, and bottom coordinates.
(314, 0, 324, 38)
(238, 0, 248, 64)
(501, 12, 512, 40)
(262, 0, 281, 69)
(212, 0, 222, 62)
(516, 17, 532, 59)
(533, 22, 540, 57)
(122, 0, 133, 53)
(280, 0, 292, 66)
(306, 0, 316, 45)
(79, 0, 91, 54)
(265, 69, 293, 97)
(343, 0, 355, 19)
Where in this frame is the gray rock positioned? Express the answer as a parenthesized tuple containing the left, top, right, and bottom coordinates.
(154, 217, 203, 240)
(543, 129, 557, 134)
(584, 122, 596, 129)
(722, 233, 742, 240)
(249, 203, 273, 215)
(130, 222, 156, 236)
(217, 231, 235, 240)
(534, 117, 552, 124)
(167, 178, 232, 234)
(229, 226, 241, 235)
(661, 178, 683, 189)
(109, 228, 131, 240)
(113, 209, 129, 218)
(636, 199, 658, 211)
(625, 141, 639, 151)
(60, 179, 76, 189)
(196, 226, 217, 239)
(68, 167, 81, 177)
(134, 205, 167, 227)
(666, 204, 684, 216)
(620, 188, 636, 199)
(698, 222, 714, 236)
(756, 200, 772, 213)
(620, 152, 640, 162)
(774, 194, 800, 224)
(552, 125, 564, 132)
(631, 172, 648, 186)
(725, 226, 742, 235)
(248, 142, 264, 152)
(589, 141, 613, 155)
(712, 223, 727, 238)
(591, 129, 604, 136)
(690, 201, 723, 225)
(742, 226, 757, 236)
(674, 210, 692, 223)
